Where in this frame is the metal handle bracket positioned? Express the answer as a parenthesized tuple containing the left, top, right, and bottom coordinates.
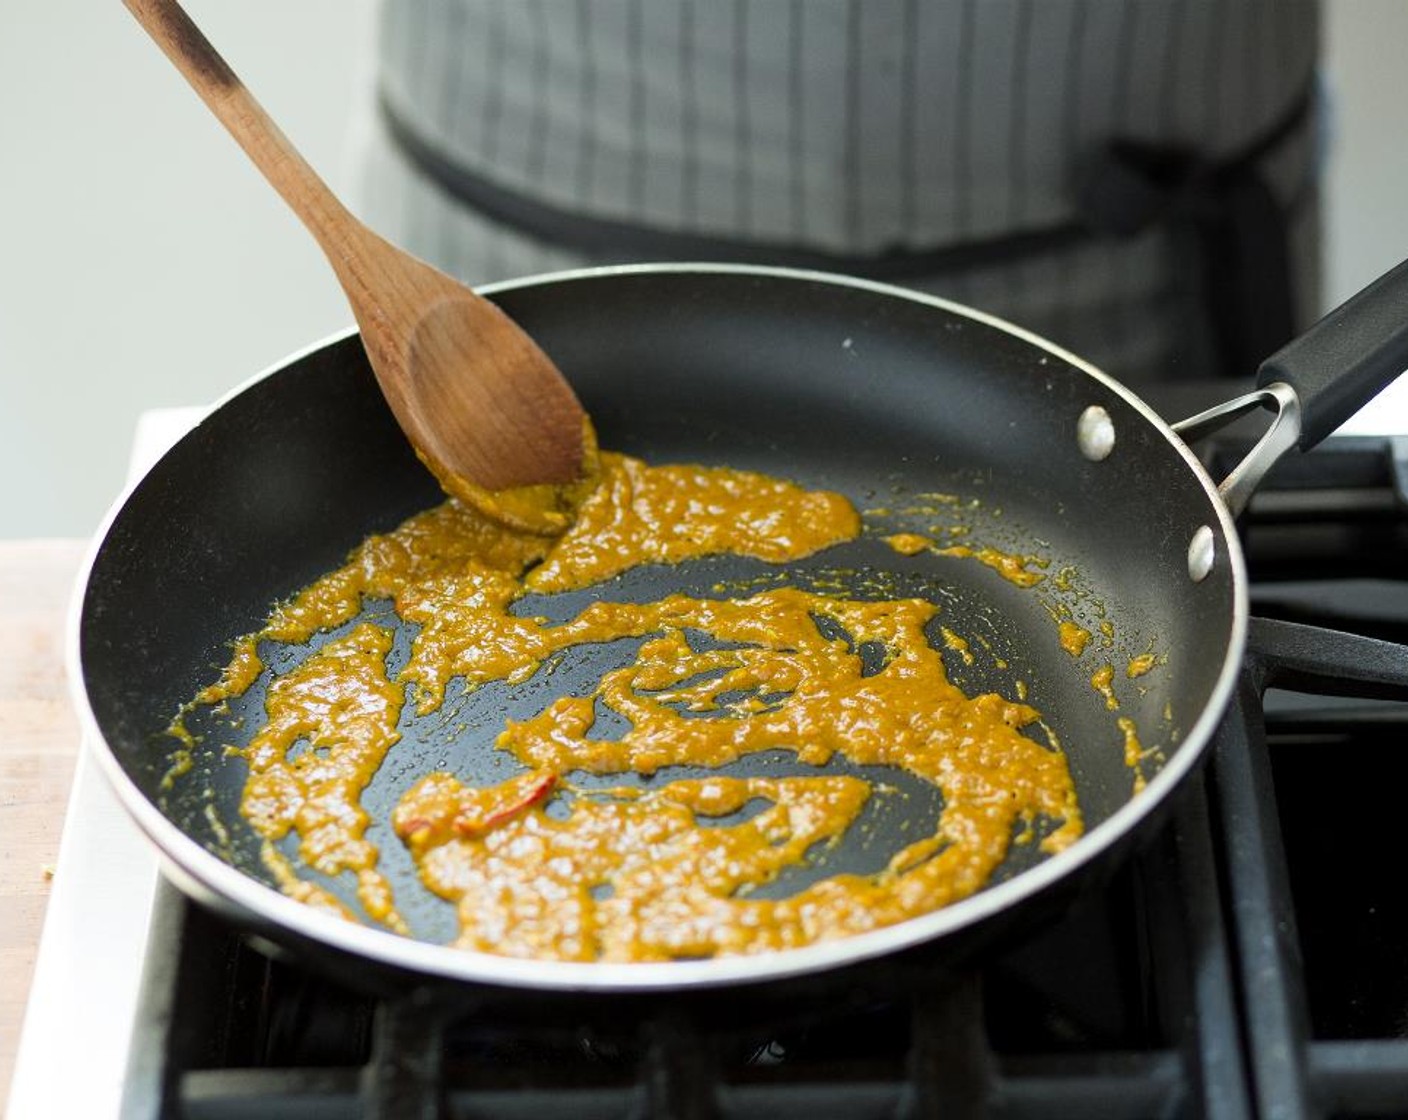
(1171, 382, 1302, 518)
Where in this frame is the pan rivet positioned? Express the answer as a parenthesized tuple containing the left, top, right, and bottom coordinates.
(1188, 526, 1216, 582)
(1077, 405, 1115, 461)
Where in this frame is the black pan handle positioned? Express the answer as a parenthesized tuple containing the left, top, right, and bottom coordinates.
(1256, 257, 1408, 449)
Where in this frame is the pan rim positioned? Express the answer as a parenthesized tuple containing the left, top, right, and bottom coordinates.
(69, 261, 1248, 992)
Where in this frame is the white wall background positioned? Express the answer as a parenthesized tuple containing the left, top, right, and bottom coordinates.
(1, 0, 1406, 539)
(1321, 0, 1408, 306)
(0, 0, 375, 539)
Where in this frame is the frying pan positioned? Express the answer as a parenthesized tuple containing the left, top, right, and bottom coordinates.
(72, 262, 1408, 996)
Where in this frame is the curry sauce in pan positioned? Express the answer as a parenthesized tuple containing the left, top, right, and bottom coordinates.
(170, 452, 1108, 962)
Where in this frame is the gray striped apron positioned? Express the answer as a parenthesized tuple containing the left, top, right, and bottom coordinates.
(354, 0, 1322, 384)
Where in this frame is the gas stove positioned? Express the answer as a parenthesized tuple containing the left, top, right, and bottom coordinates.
(10, 384, 1408, 1119)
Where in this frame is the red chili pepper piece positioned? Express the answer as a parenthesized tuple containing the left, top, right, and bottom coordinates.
(395, 816, 433, 841)
(454, 771, 557, 837)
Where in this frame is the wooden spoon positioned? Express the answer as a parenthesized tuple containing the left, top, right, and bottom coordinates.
(123, 0, 590, 531)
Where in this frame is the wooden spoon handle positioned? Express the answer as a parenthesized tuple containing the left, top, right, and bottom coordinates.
(122, 0, 361, 262)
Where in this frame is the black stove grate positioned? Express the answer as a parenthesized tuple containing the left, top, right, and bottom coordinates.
(1212, 430, 1408, 1120)
(118, 434, 1408, 1120)
(1209, 641, 1408, 1119)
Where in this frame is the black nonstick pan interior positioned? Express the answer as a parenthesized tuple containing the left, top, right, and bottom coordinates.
(79, 266, 1240, 977)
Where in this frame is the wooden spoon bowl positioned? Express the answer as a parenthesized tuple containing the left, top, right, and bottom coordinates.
(123, 0, 589, 531)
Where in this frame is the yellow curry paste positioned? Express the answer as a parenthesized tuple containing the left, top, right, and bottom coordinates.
(175, 452, 1083, 961)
